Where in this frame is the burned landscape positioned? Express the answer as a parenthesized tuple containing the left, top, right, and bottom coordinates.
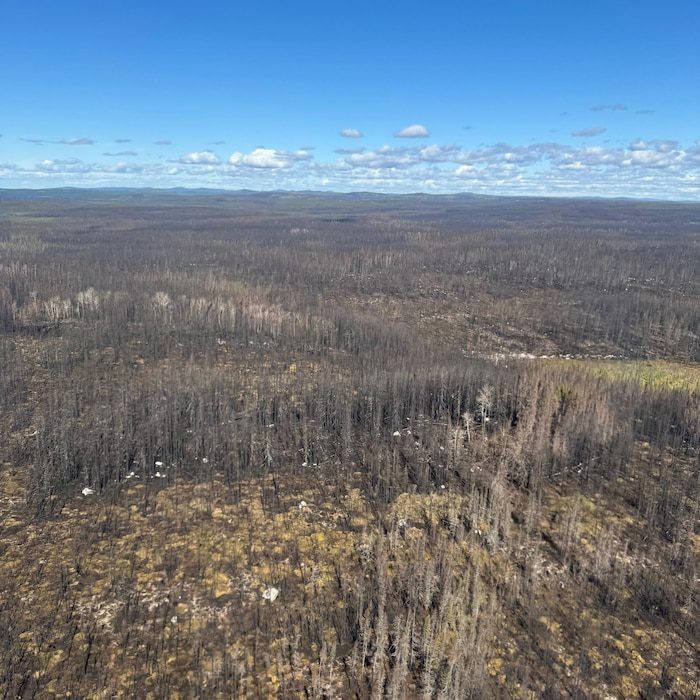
(0, 190, 699, 698)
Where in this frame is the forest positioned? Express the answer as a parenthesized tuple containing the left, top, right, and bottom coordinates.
(0, 189, 698, 698)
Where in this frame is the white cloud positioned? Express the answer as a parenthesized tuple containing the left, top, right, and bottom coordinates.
(3, 136, 699, 200)
(228, 147, 311, 169)
(339, 128, 363, 138)
(395, 124, 430, 138)
(178, 150, 220, 165)
(337, 143, 549, 171)
(60, 137, 94, 145)
(108, 162, 145, 174)
(36, 158, 89, 173)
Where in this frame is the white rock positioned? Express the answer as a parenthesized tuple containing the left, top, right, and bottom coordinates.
(299, 500, 307, 509)
(393, 430, 401, 437)
(262, 587, 279, 602)
(82, 487, 94, 496)
(155, 461, 164, 467)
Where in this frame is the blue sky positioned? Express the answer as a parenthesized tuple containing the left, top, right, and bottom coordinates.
(1, 0, 699, 198)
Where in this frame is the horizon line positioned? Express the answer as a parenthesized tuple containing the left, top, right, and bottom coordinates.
(1, 185, 699, 205)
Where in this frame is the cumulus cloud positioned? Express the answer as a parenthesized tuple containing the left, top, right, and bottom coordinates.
(4, 135, 699, 200)
(630, 139, 677, 153)
(571, 127, 607, 138)
(327, 138, 699, 197)
(553, 140, 687, 172)
(620, 140, 683, 168)
(108, 162, 146, 174)
(337, 143, 550, 171)
(36, 158, 90, 173)
(590, 103, 626, 112)
(339, 128, 363, 138)
(395, 124, 429, 138)
(229, 147, 311, 169)
(178, 150, 221, 165)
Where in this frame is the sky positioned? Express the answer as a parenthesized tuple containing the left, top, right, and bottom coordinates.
(1, 0, 699, 199)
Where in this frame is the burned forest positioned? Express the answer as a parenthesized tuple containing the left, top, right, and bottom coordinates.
(0, 190, 699, 698)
